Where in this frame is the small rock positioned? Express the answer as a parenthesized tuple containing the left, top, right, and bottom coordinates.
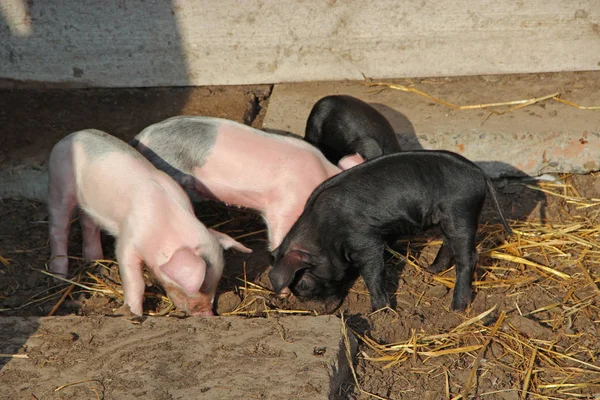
(506, 315, 553, 338)
(424, 390, 446, 400)
(499, 390, 520, 400)
(215, 291, 242, 314)
(425, 284, 448, 299)
(481, 75, 502, 83)
(3, 295, 23, 308)
(26, 271, 45, 289)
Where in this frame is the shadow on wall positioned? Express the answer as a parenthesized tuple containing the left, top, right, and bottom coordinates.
(371, 102, 548, 223)
(267, 100, 548, 225)
(0, 1, 192, 154)
(0, 0, 191, 372)
(0, 1, 190, 88)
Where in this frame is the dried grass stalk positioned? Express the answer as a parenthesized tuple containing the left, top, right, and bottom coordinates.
(364, 80, 600, 116)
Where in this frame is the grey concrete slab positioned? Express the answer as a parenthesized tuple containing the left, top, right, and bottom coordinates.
(263, 72, 600, 178)
(0, 315, 356, 400)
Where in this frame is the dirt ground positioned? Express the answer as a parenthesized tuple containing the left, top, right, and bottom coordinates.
(0, 315, 350, 400)
(1, 85, 599, 399)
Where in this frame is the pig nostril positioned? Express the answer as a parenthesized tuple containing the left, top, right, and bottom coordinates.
(297, 278, 312, 293)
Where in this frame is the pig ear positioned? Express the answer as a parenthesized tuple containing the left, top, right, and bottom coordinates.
(338, 153, 365, 170)
(269, 249, 312, 294)
(209, 229, 253, 253)
(160, 248, 207, 295)
(268, 250, 276, 265)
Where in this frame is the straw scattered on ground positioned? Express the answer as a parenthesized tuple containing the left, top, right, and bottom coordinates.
(344, 176, 599, 399)
(363, 79, 600, 122)
(2, 176, 599, 399)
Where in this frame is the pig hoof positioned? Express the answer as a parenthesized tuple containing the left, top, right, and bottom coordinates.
(128, 315, 145, 324)
(369, 303, 393, 315)
(450, 289, 473, 312)
(49, 274, 68, 285)
(450, 299, 469, 312)
(116, 304, 146, 322)
(193, 310, 214, 317)
(429, 262, 448, 274)
(48, 263, 69, 282)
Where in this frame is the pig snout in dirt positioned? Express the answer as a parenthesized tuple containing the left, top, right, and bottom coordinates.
(304, 95, 402, 167)
(269, 150, 512, 312)
(47, 129, 251, 317)
(132, 115, 342, 250)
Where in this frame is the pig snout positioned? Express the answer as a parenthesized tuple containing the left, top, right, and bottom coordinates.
(290, 273, 321, 298)
(338, 153, 366, 170)
(163, 286, 215, 316)
(156, 247, 216, 316)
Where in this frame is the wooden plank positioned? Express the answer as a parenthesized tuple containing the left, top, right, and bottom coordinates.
(1, 0, 599, 87)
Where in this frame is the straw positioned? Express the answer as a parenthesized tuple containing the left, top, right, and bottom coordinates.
(4, 174, 599, 399)
(363, 80, 600, 117)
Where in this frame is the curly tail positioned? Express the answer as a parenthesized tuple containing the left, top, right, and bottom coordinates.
(485, 178, 512, 235)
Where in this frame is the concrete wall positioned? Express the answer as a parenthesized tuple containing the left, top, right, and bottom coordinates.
(1, 0, 599, 88)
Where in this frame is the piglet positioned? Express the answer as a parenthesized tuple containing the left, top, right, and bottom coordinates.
(47, 129, 251, 316)
(304, 95, 402, 168)
(269, 150, 512, 312)
(131, 116, 343, 250)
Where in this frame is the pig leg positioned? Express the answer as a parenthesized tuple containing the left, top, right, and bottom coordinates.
(429, 242, 454, 273)
(47, 165, 77, 278)
(441, 214, 479, 311)
(115, 241, 146, 316)
(80, 211, 103, 261)
(447, 235, 477, 311)
(350, 238, 389, 311)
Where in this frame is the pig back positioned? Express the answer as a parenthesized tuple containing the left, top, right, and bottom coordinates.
(134, 116, 341, 213)
(195, 119, 343, 213)
(304, 150, 487, 226)
(70, 131, 160, 234)
(133, 116, 219, 176)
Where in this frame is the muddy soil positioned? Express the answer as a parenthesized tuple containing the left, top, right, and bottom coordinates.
(1, 86, 599, 399)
